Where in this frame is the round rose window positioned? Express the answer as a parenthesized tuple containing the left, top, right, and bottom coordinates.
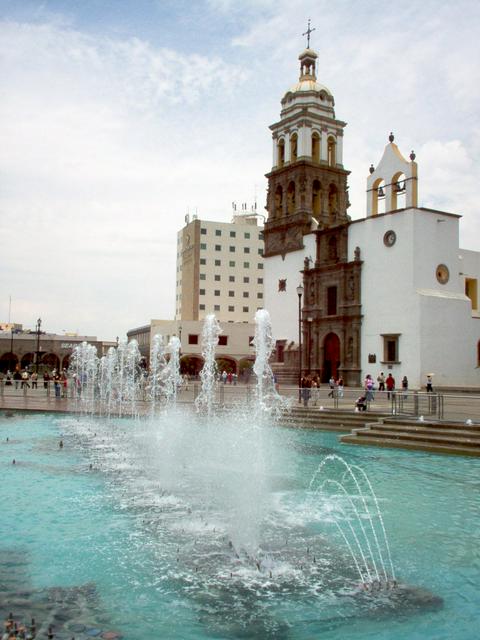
(436, 264, 449, 284)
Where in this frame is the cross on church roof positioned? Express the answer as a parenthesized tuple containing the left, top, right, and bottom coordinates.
(302, 19, 316, 48)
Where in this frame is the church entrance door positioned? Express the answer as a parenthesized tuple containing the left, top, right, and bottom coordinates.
(323, 333, 340, 383)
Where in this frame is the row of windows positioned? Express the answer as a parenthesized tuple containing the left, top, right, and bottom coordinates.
(200, 274, 263, 284)
(199, 243, 263, 256)
(199, 304, 262, 313)
(199, 289, 263, 298)
(198, 254, 264, 269)
(201, 228, 262, 240)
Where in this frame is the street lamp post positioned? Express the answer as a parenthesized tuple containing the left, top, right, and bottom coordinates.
(35, 318, 42, 374)
(296, 284, 304, 401)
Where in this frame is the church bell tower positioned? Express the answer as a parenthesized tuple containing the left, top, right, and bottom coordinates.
(264, 45, 350, 257)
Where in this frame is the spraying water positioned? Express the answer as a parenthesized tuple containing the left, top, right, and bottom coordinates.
(195, 314, 221, 416)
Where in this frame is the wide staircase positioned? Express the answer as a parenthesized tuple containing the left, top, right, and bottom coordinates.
(341, 417, 480, 456)
(278, 406, 387, 432)
(279, 407, 480, 456)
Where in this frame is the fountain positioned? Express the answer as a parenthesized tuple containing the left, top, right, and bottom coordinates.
(64, 310, 442, 637)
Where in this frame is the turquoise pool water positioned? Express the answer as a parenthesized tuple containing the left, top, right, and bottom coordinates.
(0, 411, 479, 639)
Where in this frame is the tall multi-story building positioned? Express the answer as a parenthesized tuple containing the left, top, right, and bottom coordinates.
(175, 209, 264, 323)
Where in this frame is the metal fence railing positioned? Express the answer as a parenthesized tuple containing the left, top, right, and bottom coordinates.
(1, 379, 479, 424)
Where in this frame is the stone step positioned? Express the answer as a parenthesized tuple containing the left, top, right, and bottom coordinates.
(340, 434, 480, 457)
(354, 428, 480, 447)
(362, 424, 480, 439)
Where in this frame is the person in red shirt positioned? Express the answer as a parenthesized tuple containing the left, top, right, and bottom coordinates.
(386, 373, 395, 400)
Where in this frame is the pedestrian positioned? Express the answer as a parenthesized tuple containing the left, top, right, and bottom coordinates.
(301, 376, 311, 407)
(13, 370, 21, 389)
(327, 376, 336, 398)
(426, 374, 433, 392)
(364, 374, 374, 402)
(43, 371, 50, 389)
(377, 371, 385, 392)
(386, 373, 395, 400)
(336, 376, 344, 398)
(221, 370, 227, 384)
(401, 375, 408, 397)
(5, 371, 12, 386)
(53, 373, 61, 398)
(21, 370, 30, 389)
(355, 395, 367, 411)
(31, 371, 38, 389)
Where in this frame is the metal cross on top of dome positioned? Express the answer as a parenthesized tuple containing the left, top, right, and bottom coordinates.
(302, 19, 316, 48)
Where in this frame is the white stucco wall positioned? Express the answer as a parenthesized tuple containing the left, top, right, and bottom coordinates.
(264, 234, 316, 343)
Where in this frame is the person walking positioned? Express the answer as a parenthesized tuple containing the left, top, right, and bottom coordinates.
(426, 374, 434, 392)
(386, 373, 395, 400)
(377, 372, 385, 392)
(327, 376, 336, 398)
(401, 375, 408, 398)
(21, 370, 30, 389)
(336, 376, 344, 398)
(301, 376, 311, 407)
(364, 374, 374, 402)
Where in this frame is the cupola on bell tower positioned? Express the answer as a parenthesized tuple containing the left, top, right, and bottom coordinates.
(264, 36, 350, 258)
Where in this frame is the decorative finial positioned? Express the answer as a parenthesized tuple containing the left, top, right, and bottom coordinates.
(410, 150, 416, 161)
(302, 19, 316, 48)
(389, 132, 394, 143)
(369, 164, 375, 174)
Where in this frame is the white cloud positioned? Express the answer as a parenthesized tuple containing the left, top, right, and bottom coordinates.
(1, 1, 479, 339)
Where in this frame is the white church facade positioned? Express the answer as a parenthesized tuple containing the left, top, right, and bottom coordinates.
(264, 47, 480, 389)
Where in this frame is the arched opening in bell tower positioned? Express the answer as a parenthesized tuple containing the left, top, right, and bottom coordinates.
(327, 136, 336, 166)
(287, 181, 296, 215)
(312, 132, 320, 162)
(391, 171, 406, 210)
(277, 139, 285, 167)
(290, 132, 298, 162)
(323, 332, 340, 382)
(312, 179, 321, 220)
(372, 177, 386, 215)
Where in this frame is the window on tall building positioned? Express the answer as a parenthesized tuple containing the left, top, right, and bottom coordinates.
(228, 291, 234, 297)
(199, 304, 205, 310)
(259, 231, 264, 240)
(214, 290, 220, 296)
(200, 289, 205, 295)
(230, 231, 236, 238)
(218, 336, 228, 346)
(257, 292, 263, 299)
(214, 275, 221, 281)
(244, 247, 250, 254)
(258, 263, 263, 269)
(243, 292, 249, 298)
(258, 248, 263, 256)
(215, 244, 221, 251)
(327, 286, 337, 315)
(215, 229, 222, 236)
(214, 304, 220, 311)
(382, 334, 400, 363)
(200, 258, 206, 265)
(229, 246, 235, 252)
(243, 276, 250, 283)
(258, 277, 263, 284)
(243, 262, 250, 268)
(201, 228, 207, 235)
(215, 259, 221, 266)
(200, 243, 206, 250)
(229, 260, 236, 267)
(229, 275, 235, 282)
(200, 273, 206, 280)
(228, 305, 235, 312)
(188, 334, 199, 345)
(243, 306, 249, 312)
(244, 232, 250, 239)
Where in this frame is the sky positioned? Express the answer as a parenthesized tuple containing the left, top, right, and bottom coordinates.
(1, 0, 479, 341)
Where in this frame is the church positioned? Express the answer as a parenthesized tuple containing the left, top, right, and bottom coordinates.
(264, 44, 480, 389)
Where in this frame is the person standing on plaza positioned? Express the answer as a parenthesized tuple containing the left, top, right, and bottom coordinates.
(401, 375, 408, 397)
(31, 371, 38, 389)
(364, 374, 374, 402)
(43, 371, 50, 389)
(21, 370, 30, 389)
(426, 374, 434, 392)
(13, 370, 21, 389)
(377, 372, 385, 392)
(386, 373, 395, 399)
(336, 376, 344, 398)
(53, 372, 61, 398)
(327, 376, 336, 398)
